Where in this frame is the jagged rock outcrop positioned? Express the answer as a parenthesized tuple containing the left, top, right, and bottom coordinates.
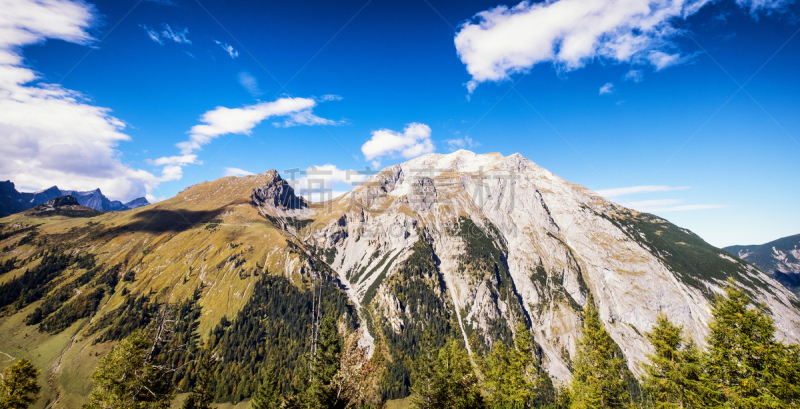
(251, 170, 309, 211)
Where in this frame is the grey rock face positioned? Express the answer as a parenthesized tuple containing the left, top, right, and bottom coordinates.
(263, 150, 800, 383)
(251, 170, 308, 210)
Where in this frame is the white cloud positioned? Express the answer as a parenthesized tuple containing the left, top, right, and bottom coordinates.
(624, 69, 644, 82)
(0, 0, 171, 202)
(146, 154, 199, 166)
(214, 40, 238, 58)
(361, 123, 435, 167)
(595, 185, 690, 197)
(140, 23, 190, 45)
(224, 167, 255, 177)
(178, 97, 339, 154)
(454, 0, 790, 91)
(599, 82, 614, 95)
(238, 71, 260, 97)
(445, 136, 480, 151)
(161, 24, 191, 44)
(287, 164, 371, 202)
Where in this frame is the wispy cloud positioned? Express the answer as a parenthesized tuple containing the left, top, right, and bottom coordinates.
(238, 71, 261, 96)
(215, 40, 238, 58)
(599, 83, 614, 95)
(622, 199, 728, 212)
(140, 24, 191, 45)
(224, 167, 255, 177)
(596, 185, 690, 198)
(318, 94, 343, 102)
(599, 187, 726, 213)
(272, 110, 344, 128)
(141, 24, 163, 44)
(445, 136, 480, 151)
(161, 24, 191, 44)
(361, 123, 435, 168)
(624, 69, 644, 83)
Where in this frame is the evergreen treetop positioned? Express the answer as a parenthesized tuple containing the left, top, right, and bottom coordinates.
(642, 313, 716, 409)
(704, 282, 800, 407)
(0, 359, 41, 409)
(570, 297, 631, 409)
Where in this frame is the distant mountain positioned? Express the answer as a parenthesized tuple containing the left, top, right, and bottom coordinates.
(725, 234, 800, 296)
(0, 180, 149, 216)
(59, 188, 130, 212)
(124, 197, 150, 209)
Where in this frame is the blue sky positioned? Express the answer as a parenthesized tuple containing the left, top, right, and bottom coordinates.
(0, 0, 798, 247)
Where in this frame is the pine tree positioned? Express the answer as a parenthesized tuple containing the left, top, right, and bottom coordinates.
(642, 313, 714, 409)
(483, 322, 542, 407)
(252, 364, 282, 409)
(704, 282, 800, 407)
(290, 314, 343, 408)
(569, 297, 631, 409)
(434, 339, 483, 409)
(0, 359, 41, 409)
(181, 350, 214, 409)
(84, 330, 173, 409)
(411, 327, 442, 409)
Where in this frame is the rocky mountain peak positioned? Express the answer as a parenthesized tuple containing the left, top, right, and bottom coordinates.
(302, 150, 800, 382)
(251, 170, 308, 211)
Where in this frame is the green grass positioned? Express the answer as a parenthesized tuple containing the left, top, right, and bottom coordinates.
(384, 396, 414, 409)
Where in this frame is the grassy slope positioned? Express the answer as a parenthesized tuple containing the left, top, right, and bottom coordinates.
(0, 173, 316, 408)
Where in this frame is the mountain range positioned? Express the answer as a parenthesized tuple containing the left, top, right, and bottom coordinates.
(0, 181, 149, 217)
(0, 150, 797, 407)
(725, 234, 800, 296)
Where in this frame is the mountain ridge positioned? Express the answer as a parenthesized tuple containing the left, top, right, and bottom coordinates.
(0, 150, 797, 407)
(0, 180, 149, 216)
(725, 233, 800, 296)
